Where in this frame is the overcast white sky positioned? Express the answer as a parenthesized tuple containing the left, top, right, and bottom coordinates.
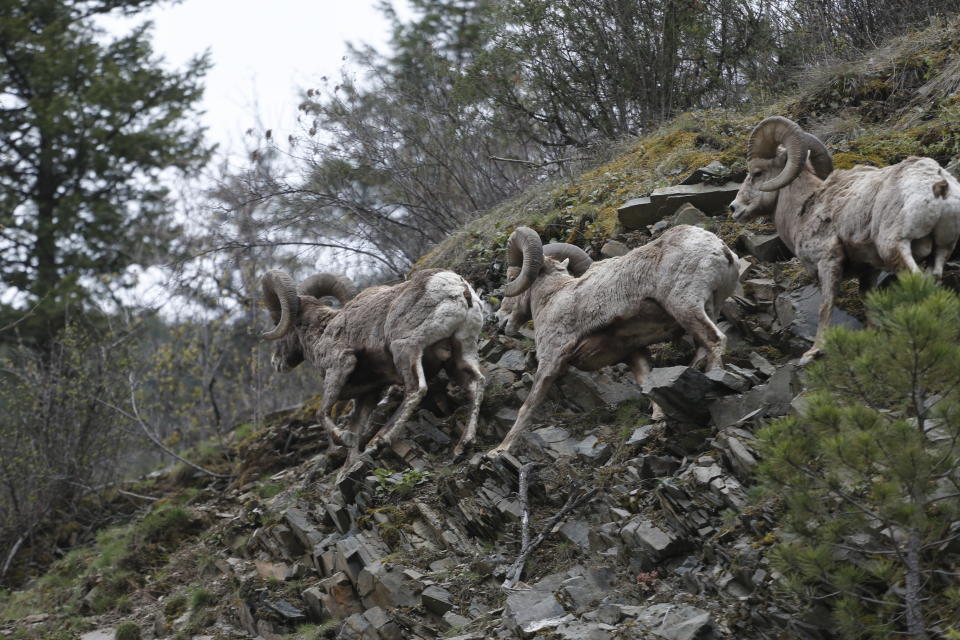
(86, 1, 414, 313)
(100, 0, 410, 163)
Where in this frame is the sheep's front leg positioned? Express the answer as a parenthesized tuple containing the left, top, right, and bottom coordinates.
(319, 350, 358, 445)
(628, 348, 664, 421)
(363, 343, 427, 455)
(488, 353, 568, 457)
(802, 255, 843, 365)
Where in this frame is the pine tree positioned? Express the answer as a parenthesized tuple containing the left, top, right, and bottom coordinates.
(0, 0, 211, 344)
(757, 273, 960, 639)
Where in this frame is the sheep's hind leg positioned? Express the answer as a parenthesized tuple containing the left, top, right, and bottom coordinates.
(488, 354, 568, 457)
(352, 391, 385, 452)
(895, 239, 923, 274)
(363, 344, 428, 456)
(669, 304, 726, 371)
(628, 348, 664, 420)
(931, 243, 952, 280)
(448, 335, 485, 460)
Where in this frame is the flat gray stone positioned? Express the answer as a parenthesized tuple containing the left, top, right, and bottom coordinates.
(714, 428, 758, 480)
(443, 611, 472, 628)
(704, 368, 750, 393)
(556, 368, 645, 411)
(561, 567, 614, 611)
(737, 232, 789, 262)
(630, 603, 714, 640)
(421, 585, 455, 616)
(618, 182, 740, 230)
(357, 561, 421, 609)
(618, 196, 662, 229)
(775, 284, 863, 344)
(574, 435, 611, 462)
(505, 589, 568, 634)
(600, 240, 629, 258)
(559, 520, 591, 550)
(364, 606, 403, 640)
(284, 507, 323, 550)
(338, 612, 374, 639)
(651, 181, 742, 214)
(627, 424, 657, 446)
(641, 366, 714, 423)
(530, 425, 578, 457)
(555, 620, 615, 639)
(263, 597, 306, 622)
(680, 161, 729, 185)
(497, 349, 529, 372)
(302, 586, 325, 621)
(620, 517, 677, 568)
(709, 364, 802, 428)
(671, 203, 709, 227)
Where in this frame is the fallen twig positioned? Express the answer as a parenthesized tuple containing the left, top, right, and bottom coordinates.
(489, 155, 586, 168)
(502, 479, 597, 589)
(0, 533, 27, 582)
(117, 488, 159, 502)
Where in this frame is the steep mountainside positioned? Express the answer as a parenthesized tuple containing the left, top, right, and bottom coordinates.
(4, 16, 960, 640)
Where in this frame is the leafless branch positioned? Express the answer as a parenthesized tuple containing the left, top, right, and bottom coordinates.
(502, 480, 596, 589)
(94, 380, 233, 480)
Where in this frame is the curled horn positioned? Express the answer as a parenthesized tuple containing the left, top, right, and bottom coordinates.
(747, 116, 807, 192)
(803, 132, 833, 180)
(543, 242, 592, 276)
(504, 226, 544, 297)
(298, 273, 356, 305)
(261, 270, 300, 340)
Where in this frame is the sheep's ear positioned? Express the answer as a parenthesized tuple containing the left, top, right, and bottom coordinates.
(558, 258, 570, 272)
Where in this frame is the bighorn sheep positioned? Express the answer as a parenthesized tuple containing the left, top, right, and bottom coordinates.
(729, 116, 960, 363)
(490, 225, 739, 456)
(261, 268, 485, 459)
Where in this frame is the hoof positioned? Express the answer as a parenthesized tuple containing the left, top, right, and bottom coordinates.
(362, 437, 389, 458)
(798, 348, 822, 366)
(485, 446, 508, 459)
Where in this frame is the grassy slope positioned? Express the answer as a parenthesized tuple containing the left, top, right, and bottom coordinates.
(416, 17, 960, 279)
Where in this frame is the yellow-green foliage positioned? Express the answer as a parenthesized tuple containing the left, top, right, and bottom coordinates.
(416, 108, 759, 273)
(138, 505, 195, 545)
(415, 19, 960, 279)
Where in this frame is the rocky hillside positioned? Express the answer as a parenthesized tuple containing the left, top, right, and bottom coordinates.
(0, 298, 838, 640)
(4, 16, 960, 640)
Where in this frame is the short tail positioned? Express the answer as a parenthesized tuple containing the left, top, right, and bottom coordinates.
(933, 174, 949, 199)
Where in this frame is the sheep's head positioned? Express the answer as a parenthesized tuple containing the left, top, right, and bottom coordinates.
(496, 228, 592, 334)
(729, 116, 833, 222)
(261, 270, 356, 372)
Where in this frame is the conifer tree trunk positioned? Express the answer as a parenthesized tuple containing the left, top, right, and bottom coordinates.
(904, 531, 927, 639)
